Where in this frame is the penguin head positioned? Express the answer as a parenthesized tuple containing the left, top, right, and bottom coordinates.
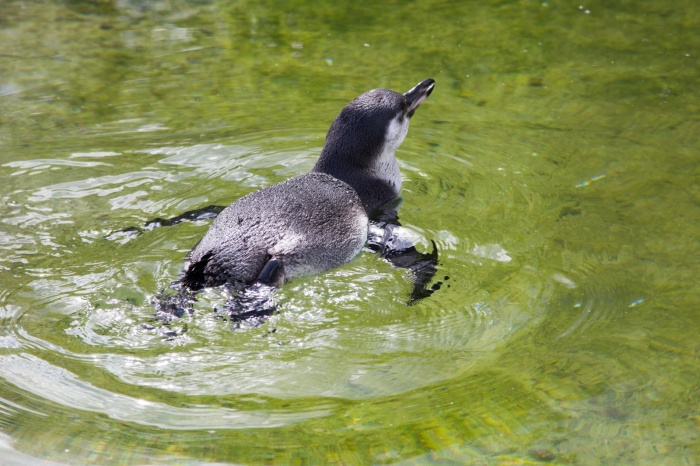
(313, 79, 434, 211)
(318, 79, 435, 169)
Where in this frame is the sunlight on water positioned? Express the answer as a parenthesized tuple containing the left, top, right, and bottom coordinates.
(0, 0, 698, 464)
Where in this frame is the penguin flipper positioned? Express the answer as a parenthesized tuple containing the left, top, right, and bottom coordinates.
(223, 257, 282, 326)
(108, 205, 225, 241)
(368, 221, 441, 305)
(145, 205, 225, 230)
(256, 257, 286, 286)
(383, 240, 441, 305)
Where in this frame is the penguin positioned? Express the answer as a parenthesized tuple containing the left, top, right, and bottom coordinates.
(180, 79, 435, 293)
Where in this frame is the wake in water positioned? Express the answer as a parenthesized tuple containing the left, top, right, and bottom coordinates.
(112, 203, 441, 329)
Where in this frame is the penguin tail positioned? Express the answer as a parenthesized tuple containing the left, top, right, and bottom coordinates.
(181, 252, 213, 291)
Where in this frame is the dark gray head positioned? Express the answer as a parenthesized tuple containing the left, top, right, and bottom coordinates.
(312, 79, 435, 213)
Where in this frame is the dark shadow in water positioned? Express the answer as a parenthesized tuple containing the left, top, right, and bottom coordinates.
(117, 200, 440, 328)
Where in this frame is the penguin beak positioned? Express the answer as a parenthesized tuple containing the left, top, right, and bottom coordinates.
(404, 78, 435, 117)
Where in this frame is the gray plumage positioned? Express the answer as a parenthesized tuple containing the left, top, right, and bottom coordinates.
(182, 173, 367, 290)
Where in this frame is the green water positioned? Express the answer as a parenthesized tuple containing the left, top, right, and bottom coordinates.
(1, 0, 698, 464)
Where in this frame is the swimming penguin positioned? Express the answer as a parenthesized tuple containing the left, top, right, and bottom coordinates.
(180, 79, 435, 293)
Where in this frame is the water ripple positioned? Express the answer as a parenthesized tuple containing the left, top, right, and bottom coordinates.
(0, 353, 331, 429)
(0, 126, 662, 462)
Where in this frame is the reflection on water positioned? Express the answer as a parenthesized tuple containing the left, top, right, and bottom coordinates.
(1, 0, 699, 464)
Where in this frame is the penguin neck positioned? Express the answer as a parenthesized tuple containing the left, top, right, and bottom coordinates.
(312, 114, 409, 214)
(313, 142, 402, 214)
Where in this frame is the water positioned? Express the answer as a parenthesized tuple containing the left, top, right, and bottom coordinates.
(1, 0, 699, 464)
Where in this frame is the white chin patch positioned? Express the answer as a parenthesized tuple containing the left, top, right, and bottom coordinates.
(385, 115, 410, 152)
(371, 115, 409, 191)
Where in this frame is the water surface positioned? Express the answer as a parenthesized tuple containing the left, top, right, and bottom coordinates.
(1, 0, 698, 464)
